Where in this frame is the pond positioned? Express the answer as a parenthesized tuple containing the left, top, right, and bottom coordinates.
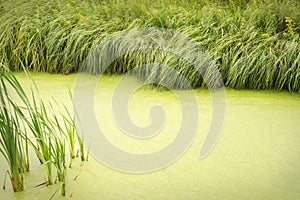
(0, 73, 300, 200)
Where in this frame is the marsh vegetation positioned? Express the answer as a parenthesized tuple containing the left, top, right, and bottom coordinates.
(0, 0, 299, 198)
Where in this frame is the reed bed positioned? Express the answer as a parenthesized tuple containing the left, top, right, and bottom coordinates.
(0, 0, 299, 196)
(0, 0, 298, 89)
(0, 68, 87, 196)
(0, 0, 299, 91)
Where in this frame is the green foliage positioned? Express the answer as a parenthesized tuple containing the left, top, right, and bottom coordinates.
(0, 72, 25, 192)
(0, 0, 299, 91)
(0, 68, 86, 196)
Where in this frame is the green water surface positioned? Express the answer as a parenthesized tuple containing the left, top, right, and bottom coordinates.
(0, 73, 299, 200)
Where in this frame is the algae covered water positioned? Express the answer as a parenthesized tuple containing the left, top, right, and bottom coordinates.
(0, 73, 299, 199)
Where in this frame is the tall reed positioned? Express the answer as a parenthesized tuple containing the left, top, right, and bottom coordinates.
(50, 114, 67, 196)
(0, 71, 25, 192)
(2, 68, 55, 185)
(0, 67, 89, 196)
(0, 0, 299, 91)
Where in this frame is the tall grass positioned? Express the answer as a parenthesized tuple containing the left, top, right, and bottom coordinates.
(0, 68, 86, 196)
(0, 0, 299, 91)
(62, 106, 87, 165)
(2, 67, 55, 185)
(0, 73, 25, 192)
(50, 113, 67, 196)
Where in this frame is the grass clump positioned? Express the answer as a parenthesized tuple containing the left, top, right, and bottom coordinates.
(0, 0, 299, 91)
(0, 68, 87, 196)
(0, 72, 25, 192)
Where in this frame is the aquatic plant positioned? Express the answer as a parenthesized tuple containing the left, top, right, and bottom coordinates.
(0, 0, 299, 91)
(0, 68, 88, 196)
(0, 99, 24, 192)
(51, 116, 67, 196)
(0, 71, 26, 192)
(4, 69, 55, 185)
